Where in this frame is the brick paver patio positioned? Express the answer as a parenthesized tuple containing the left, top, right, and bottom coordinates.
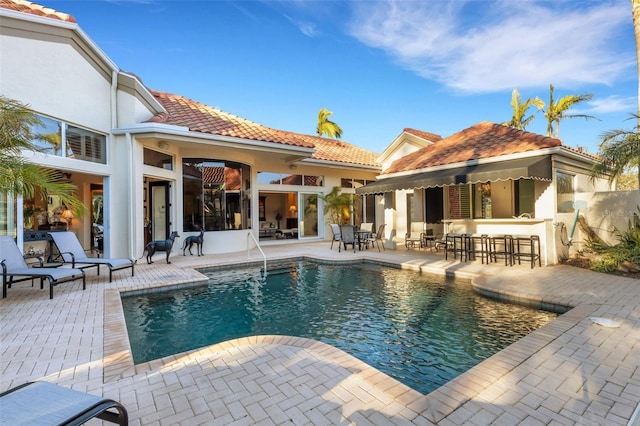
(1, 241, 638, 425)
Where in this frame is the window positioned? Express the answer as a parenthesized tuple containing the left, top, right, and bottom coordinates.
(258, 172, 324, 186)
(29, 114, 106, 164)
(341, 178, 375, 189)
(31, 115, 62, 156)
(556, 172, 574, 213)
(447, 185, 471, 219)
(183, 159, 251, 232)
(515, 180, 535, 217)
(144, 148, 173, 170)
(66, 126, 106, 164)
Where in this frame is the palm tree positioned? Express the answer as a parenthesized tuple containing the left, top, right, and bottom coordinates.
(316, 107, 343, 139)
(543, 84, 597, 138)
(591, 113, 640, 189)
(502, 88, 544, 130)
(0, 96, 84, 216)
(313, 186, 352, 225)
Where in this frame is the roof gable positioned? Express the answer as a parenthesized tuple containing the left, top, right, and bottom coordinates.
(384, 121, 562, 174)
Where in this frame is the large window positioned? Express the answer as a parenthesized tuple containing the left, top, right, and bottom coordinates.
(30, 114, 106, 164)
(183, 159, 251, 232)
(556, 172, 575, 213)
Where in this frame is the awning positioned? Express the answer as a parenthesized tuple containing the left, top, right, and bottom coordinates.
(356, 156, 552, 195)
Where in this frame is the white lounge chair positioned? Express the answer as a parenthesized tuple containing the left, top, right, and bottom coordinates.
(0, 235, 85, 299)
(48, 232, 134, 282)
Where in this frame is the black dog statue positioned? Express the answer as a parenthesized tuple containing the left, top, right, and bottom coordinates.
(182, 229, 204, 256)
(140, 231, 180, 264)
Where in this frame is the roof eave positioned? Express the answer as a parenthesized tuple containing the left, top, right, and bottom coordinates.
(301, 158, 381, 171)
(113, 123, 316, 155)
(381, 148, 561, 179)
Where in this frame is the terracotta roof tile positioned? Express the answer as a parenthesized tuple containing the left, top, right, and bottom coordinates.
(402, 128, 442, 142)
(149, 90, 380, 168)
(310, 137, 379, 167)
(0, 0, 75, 22)
(384, 121, 562, 174)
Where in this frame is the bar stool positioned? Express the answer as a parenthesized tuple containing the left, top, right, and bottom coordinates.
(513, 235, 541, 268)
(444, 233, 464, 260)
(488, 235, 514, 266)
(467, 234, 489, 264)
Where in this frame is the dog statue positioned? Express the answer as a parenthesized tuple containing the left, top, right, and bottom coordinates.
(140, 231, 180, 264)
(182, 229, 204, 256)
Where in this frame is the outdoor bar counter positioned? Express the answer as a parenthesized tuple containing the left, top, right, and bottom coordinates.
(443, 218, 555, 266)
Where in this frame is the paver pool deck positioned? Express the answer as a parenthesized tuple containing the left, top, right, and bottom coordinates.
(1, 240, 639, 425)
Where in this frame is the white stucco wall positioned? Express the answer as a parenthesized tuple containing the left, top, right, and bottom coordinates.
(1, 24, 112, 133)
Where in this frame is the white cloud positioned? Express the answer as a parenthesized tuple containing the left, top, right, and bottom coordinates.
(285, 16, 319, 38)
(349, 0, 634, 93)
(579, 95, 637, 114)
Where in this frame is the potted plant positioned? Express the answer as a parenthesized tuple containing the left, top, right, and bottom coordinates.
(315, 186, 353, 225)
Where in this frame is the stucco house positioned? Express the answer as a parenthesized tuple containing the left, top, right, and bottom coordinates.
(0, 0, 381, 259)
(2, 0, 635, 266)
(356, 123, 635, 265)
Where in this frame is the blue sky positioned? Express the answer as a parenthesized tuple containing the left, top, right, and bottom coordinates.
(47, 0, 637, 155)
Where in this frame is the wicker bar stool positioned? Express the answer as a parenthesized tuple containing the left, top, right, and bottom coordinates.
(488, 235, 514, 266)
(512, 235, 541, 268)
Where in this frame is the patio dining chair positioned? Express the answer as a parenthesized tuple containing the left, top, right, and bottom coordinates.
(48, 232, 134, 282)
(339, 225, 358, 252)
(405, 222, 425, 249)
(329, 224, 342, 250)
(366, 224, 386, 252)
(0, 235, 85, 299)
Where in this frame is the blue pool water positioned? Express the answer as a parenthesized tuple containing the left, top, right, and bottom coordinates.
(122, 261, 557, 394)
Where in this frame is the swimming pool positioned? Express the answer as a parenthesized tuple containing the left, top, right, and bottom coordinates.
(122, 261, 557, 395)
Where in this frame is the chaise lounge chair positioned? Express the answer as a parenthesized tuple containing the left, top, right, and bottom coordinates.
(1, 235, 85, 299)
(0, 381, 128, 425)
(48, 232, 134, 282)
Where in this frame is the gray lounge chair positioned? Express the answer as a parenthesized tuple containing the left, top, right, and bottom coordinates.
(0, 381, 128, 425)
(48, 232, 134, 282)
(0, 235, 85, 299)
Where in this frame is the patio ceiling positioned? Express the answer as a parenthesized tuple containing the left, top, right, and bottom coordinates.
(356, 156, 552, 195)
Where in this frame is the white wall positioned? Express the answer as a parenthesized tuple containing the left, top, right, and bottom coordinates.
(1, 24, 112, 133)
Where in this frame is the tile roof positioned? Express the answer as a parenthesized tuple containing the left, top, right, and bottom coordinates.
(0, 0, 75, 22)
(149, 90, 379, 168)
(402, 128, 442, 142)
(384, 121, 562, 174)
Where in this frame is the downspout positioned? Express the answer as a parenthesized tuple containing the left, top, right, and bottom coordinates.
(111, 71, 118, 129)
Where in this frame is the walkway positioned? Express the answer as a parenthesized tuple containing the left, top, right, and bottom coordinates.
(1, 241, 638, 425)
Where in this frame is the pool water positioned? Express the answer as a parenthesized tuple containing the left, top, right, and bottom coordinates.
(122, 261, 557, 394)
